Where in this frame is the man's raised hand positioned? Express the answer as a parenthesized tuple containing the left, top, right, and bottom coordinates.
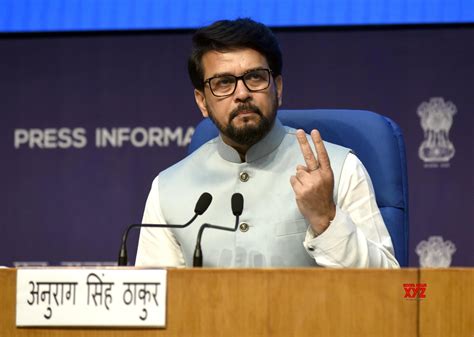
(290, 129, 336, 235)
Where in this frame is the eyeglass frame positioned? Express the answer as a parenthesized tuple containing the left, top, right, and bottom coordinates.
(203, 68, 274, 97)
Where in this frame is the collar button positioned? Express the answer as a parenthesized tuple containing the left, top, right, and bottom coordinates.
(239, 171, 249, 182)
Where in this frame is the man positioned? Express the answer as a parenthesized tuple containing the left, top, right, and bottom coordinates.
(136, 18, 399, 268)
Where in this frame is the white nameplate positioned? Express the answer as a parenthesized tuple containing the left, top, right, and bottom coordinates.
(16, 268, 167, 327)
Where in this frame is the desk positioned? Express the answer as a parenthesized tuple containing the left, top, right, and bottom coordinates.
(0, 268, 471, 337)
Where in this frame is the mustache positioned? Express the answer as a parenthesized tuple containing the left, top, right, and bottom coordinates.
(229, 104, 262, 122)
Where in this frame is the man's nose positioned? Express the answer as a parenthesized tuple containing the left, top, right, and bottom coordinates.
(233, 78, 252, 102)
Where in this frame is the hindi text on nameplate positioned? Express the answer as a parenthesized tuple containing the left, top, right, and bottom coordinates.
(16, 268, 167, 327)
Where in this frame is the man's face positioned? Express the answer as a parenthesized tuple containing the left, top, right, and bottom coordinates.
(194, 48, 283, 148)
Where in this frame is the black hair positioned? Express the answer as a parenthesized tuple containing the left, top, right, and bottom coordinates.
(188, 18, 282, 90)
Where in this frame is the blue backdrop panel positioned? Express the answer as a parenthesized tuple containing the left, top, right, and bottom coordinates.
(1, 0, 473, 32)
(0, 25, 472, 266)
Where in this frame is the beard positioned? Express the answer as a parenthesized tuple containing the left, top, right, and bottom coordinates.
(207, 98, 278, 147)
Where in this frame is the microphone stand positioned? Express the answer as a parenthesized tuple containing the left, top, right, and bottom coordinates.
(193, 214, 240, 267)
(118, 192, 212, 266)
(118, 215, 199, 266)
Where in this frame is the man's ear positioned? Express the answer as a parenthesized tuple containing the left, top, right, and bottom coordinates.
(274, 75, 283, 107)
(194, 89, 209, 117)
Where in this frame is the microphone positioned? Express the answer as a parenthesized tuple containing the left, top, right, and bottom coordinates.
(117, 192, 212, 266)
(193, 193, 244, 267)
(231, 192, 244, 216)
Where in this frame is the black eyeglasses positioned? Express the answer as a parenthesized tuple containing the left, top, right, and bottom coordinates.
(204, 68, 273, 97)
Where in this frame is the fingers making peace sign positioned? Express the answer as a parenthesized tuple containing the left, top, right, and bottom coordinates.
(290, 129, 336, 235)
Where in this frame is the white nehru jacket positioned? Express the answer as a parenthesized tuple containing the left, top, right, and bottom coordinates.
(136, 119, 399, 268)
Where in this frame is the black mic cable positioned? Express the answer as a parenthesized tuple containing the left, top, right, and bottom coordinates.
(118, 192, 212, 266)
(193, 193, 244, 267)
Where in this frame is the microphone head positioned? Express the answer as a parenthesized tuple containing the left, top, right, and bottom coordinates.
(231, 193, 244, 216)
(194, 192, 213, 215)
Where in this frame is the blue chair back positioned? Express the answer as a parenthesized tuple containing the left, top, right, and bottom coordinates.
(188, 109, 409, 266)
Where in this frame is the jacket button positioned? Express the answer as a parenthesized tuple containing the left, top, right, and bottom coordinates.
(239, 172, 249, 182)
(239, 222, 249, 232)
